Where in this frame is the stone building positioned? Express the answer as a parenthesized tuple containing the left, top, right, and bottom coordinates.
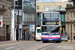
(0, 0, 11, 41)
(66, 0, 75, 40)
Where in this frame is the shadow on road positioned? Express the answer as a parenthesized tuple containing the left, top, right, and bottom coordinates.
(42, 41, 61, 43)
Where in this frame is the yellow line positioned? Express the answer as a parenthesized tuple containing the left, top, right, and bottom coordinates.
(54, 44, 64, 50)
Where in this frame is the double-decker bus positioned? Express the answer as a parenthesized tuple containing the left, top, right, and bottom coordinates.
(41, 11, 61, 42)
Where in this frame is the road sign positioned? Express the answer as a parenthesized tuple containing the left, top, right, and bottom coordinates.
(30, 25, 35, 32)
(0, 16, 3, 27)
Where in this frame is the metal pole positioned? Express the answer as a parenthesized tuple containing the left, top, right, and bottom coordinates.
(35, 0, 36, 41)
(17, 0, 19, 41)
(71, 25, 72, 42)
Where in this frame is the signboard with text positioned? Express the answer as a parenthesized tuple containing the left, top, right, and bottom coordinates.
(0, 16, 3, 27)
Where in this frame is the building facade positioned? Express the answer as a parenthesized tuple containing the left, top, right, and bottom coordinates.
(11, 0, 36, 41)
(22, 0, 36, 40)
(0, 0, 11, 41)
(66, 0, 75, 40)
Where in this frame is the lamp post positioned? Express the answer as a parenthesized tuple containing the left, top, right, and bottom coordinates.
(17, 0, 19, 41)
(71, 25, 72, 42)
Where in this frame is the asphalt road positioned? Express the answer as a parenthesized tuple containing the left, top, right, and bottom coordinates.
(0, 41, 75, 50)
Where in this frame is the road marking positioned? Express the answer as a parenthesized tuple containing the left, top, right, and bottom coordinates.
(39, 43, 59, 50)
(54, 44, 64, 50)
(18, 44, 25, 47)
(6, 46, 15, 50)
(17, 42, 41, 50)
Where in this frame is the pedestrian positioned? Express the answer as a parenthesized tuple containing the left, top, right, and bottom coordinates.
(28, 34, 30, 40)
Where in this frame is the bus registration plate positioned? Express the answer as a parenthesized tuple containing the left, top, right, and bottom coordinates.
(49, 39, 53, 40)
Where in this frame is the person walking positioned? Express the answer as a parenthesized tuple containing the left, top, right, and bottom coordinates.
(28, 34, 30, 40)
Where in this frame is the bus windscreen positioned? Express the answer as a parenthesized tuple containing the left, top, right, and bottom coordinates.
(42, 26, 60, 34)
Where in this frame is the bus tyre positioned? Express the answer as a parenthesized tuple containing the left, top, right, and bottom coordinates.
(56, 41, 61, 43)
(43, 41, 46, 43)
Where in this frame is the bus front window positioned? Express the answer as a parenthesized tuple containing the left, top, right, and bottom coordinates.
(37, 29, 41, 33)
(42, 26, 60, 34)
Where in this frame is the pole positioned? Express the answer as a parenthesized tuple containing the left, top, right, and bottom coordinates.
(17, 0, 19, 41)
(34, 13, 36, 41)
(71, 25, 72, 42)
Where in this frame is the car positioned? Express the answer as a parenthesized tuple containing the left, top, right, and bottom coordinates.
(61, 36, 68, 41)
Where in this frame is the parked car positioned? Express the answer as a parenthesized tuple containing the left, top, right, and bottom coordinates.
(61, 36, 68, 41)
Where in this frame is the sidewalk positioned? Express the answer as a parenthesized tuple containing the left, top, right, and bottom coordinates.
(0, 40, 17, 44)
(68, 40, 75, 44)
(0, 40, 36, 44)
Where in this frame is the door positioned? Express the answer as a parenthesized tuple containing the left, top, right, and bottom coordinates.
(6, 25, 10, 40)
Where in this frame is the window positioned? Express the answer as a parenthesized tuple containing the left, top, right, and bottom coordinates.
(43, 13, 50, 20)
(42, 26, 60, 34)
(43, 13, 59, 20)
(71, 12, 72, 20)
(15, 1, 18, 5)
(3, 6, 4, 9)
(37, 29, 41, 33)
(74, 12, 75, 19)
(37, 6, 39, 10)
(74, 25, 75, 32)
(3, 25, 5, 34)
(59, 6, 61, 9)
(51, 13, 59, 20)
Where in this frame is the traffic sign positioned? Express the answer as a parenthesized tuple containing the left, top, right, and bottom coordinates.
(30, 25, 33, 28)
(30, 25, 35, 32)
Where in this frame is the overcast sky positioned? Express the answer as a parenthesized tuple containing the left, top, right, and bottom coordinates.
(39, 0, 59, 2)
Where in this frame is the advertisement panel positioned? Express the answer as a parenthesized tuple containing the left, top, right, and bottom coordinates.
(0, 16, 3, 27)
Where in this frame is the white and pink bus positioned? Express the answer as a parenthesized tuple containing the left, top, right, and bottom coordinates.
(41, 11, 61, 42)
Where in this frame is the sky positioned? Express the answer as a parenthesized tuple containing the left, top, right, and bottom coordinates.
(39, 0, 59, 2)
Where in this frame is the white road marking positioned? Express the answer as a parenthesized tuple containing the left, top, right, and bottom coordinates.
(18, 44, 25, 47)
(6, 46, 15, 50)
(26, 43, 32, 45)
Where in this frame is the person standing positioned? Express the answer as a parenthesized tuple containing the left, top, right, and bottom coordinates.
(28, 34, 30, 40)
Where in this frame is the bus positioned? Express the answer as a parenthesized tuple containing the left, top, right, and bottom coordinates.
(36, 27, 42, 40)
(41, 11, 61, 42)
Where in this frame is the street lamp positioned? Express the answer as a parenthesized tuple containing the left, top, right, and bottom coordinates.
(17, 0, 20, 41)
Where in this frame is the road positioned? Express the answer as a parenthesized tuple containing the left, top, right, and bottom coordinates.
(0, 41, 75, 50)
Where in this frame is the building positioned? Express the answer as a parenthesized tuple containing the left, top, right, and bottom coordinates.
(11, 0, 36, 41)
(66, 0, 75, 40)
(0, 0, 11, 41)
(22, 0, 36, 40)
(59, 0, 68, 2)
(36, 2, 73, 34)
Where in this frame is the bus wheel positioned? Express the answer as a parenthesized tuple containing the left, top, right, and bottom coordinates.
(43, 41, 47, 43)
(56, 41, 61, 43)
(43, 41, 49, 43)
